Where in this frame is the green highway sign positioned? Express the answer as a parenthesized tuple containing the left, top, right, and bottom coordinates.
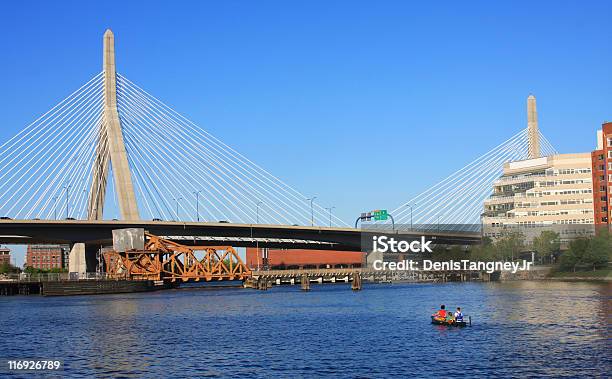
(373, 209, 388, 221)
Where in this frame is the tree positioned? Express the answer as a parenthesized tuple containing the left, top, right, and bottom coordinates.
(469, 242, 495, 262)
(495, 231, 524, 261)
(585, 230, 611, 271)
(0, 262, 21, 274)
(532, 230, 560, 264)
(560, 238, 589, 272)
(429, 245, 469, 262)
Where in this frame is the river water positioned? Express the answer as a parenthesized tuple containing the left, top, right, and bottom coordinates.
(0, 281, 609, 378)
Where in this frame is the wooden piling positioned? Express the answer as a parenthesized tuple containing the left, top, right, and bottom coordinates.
(351, 272, 362, 291)
(300, 274, 310, 291)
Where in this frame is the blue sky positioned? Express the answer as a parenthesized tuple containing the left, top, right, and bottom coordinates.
(1, 1, 611, 265)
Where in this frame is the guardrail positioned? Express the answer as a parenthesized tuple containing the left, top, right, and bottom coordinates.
(0, 272, 118, 282)
(253, 268, 362, 277)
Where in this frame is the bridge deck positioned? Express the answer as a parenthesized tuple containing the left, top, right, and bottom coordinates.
(0, 220, 481, 250)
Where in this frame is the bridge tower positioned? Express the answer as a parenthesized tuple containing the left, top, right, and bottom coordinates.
(87, 29, 140, 220)
(527, 94, 540, 159)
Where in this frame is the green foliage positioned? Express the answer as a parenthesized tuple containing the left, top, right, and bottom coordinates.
(23, 266, 67, 274)
(586, 230, 611, 270)
(559, 231, 611, 272)
(468, 243, 495, 262)
(494, 231, 524, 261)
(431, 245, 468, 262)
(0, 262, 21, 274)
(447, 228, 610, 271)
(560, 238, 588, 272)
(532, 230, 561, 263)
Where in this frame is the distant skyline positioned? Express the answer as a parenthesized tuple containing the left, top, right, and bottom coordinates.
(1, 1, 611, 265)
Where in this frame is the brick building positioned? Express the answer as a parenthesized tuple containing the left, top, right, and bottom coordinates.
(591, 122, 612, 225)
(246, 248, 364, 270)
(0, 247, 11, 266)
(26, 244, 69, 270)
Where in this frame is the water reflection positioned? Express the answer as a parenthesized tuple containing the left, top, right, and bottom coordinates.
(0, 281, 608, 377)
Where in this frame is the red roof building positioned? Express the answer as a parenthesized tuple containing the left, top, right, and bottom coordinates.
(246, 247, 364, 270)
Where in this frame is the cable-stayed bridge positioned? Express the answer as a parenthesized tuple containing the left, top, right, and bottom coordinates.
(0, 31, 344, 227)
(0, 30, 558, 272)
(387, 119, 558, 231)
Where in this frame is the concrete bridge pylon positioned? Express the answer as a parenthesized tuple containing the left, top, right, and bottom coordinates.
(527, 94, 541, 159)
(87, 29, 139, 221)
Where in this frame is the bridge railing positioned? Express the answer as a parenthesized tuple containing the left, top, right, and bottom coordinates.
(0, 272, 116, 282)
(253, 268, 362, 277)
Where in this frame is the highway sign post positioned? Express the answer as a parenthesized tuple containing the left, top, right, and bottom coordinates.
(355, 209, 394, 230)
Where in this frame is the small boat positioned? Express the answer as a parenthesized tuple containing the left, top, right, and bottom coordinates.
(431, 315, 471, 327)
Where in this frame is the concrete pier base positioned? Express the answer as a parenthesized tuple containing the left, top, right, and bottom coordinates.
(68, 243, 100, 275)
(69, 243, 86, 275)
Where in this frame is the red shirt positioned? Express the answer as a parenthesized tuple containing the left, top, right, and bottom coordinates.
(437, 310, 447, 317)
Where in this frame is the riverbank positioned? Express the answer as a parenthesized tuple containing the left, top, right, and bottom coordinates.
(499, 265, 611, 282)
(547, 269, 611, 281)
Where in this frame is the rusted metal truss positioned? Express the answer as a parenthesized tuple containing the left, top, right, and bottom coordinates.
(104, 233, 251, 282)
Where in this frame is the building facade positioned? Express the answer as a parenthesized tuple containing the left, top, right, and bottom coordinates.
(482, 153, 594, 243)
(26, 244, 70, 270)
(590, 122, 612, 224)
(0, 247, 11, 266)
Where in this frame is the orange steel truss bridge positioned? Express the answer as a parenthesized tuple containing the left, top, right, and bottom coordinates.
(104, 233, 250, 282)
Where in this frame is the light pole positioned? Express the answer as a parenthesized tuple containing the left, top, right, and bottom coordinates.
(405, 204, 413, 231)
(324, 206, 335, 227)
(173, 197, 182, 221)
(255, 201, 263, 223)
(52, 196, 58, 220)
(63, 185, 71, 219)
(306, 197, 317, 226)
(193, 190, 202, 221)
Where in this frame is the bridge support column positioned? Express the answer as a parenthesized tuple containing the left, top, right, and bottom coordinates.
(69, 243, 86, 276)
(527, 94, 540, 159)
(88, 29, 140, 220)
(69, 243, 100, 276)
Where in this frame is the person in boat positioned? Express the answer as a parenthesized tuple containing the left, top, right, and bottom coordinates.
(445, 310, 455, 323)
(454, 307, 464, 323)
(433, 305, 447, 320)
